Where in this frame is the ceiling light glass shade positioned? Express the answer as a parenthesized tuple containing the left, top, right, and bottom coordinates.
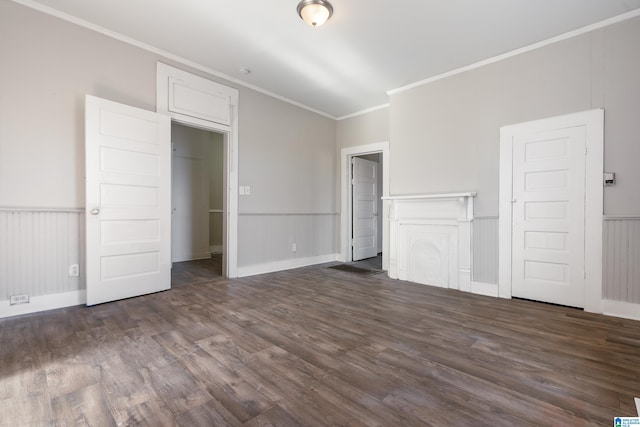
(297, 0, 333, 27)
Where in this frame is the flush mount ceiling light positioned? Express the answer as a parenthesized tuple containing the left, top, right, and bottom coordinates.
(297, 0, 333, 27)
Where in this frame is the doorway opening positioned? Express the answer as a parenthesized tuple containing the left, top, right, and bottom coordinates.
(157, 62, 239, 279)
(171, 122, 225, 276)
(340, 142, 390, 272)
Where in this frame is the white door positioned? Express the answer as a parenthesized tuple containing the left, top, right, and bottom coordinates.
(85, 95, 171, 306)
(352, 157, 378, 261)
(511, 125, 586, 307)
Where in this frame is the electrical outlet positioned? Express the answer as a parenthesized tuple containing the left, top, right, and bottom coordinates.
(69, 264, 79, 277)
(292, 243, 297, 252)
(245, 186, 251, 195)
(10, 294, 29, 305)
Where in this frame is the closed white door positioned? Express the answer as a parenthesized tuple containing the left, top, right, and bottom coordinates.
(352, 157, 378, 261)
(511, 125, 586, 307)
(85, 95, 171, 306)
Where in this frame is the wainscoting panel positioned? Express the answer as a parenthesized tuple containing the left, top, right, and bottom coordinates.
(603, 216, 640, 304)
(237, 212, 339, 274)
(0, 208, 85, 301)
(472, 217, 499, 285)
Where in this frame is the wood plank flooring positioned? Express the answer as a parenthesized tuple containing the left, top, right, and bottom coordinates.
(1, 258, 639, 426)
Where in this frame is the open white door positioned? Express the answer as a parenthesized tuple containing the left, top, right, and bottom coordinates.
(352, 157, 378, 261)
(85, 95, 171, 306)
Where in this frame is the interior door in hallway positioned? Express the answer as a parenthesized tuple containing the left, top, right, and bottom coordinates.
(352, 157, 378, 261)
(511, 123, 586, 308)
(85, 95, 171, 305)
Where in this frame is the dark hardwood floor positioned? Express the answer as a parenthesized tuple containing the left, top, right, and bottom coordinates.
(1, 258, 639, 426)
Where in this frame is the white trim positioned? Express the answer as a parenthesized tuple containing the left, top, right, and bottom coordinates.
(208, 209, 224, 214)
(604, 215, 640, 220)
(158, 63, 239, 278)
(337, 103, 390, 121)
(471, 281, 499, 298)
(388, 9, 640, 96)
(209, 245, 223, 254)
(237, 254, 340, 277)
(584, 110, 605, 313)
(0, 290, 86, 319)
(387, 194, 475, 291)
(239, 211, 339, 216)
(11, 0, 335, 120)
(173, 252, 212, 263)
(635, 398, 640, 417)
(499, 109, 604, 312)
(0, 206, 84, 213)
(602, 299, 640, 321)
(383, 192, 476, 201)
(340, 142, 390, 270)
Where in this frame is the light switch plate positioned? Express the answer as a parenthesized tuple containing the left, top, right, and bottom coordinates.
(604, 172, 616, 186)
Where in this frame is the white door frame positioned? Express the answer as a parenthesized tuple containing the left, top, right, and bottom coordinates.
(169, 120, 237, 278)
(340, 142, 390, 269)
(498, 109, 604, 313)
(157, 64, 239, 278)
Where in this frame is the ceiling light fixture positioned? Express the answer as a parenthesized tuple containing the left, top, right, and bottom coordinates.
(297, 0, 333, 27)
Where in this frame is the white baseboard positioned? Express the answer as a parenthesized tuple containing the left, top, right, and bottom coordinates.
(603, 299, 640, 321)
(209, 245, 223, 254)
(173, 252, 212, 263)
(471, 281, 499, 297)
(238, 253, 340, 277)
(0, 290, 86, 319)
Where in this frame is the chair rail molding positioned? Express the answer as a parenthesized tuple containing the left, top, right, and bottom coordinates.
(384, 193, 476, 292)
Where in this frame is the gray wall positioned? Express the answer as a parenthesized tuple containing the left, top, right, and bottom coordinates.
(237, 88, 338, 268)
(2, 1, 639, 308)
(336, 107, 390, 151)
(0, 2, 338, 298)
(346, 16, 640, 304)
(389, 16, 640, 217)
(171, 123, 212, 262)
(0, 2, 159, 209)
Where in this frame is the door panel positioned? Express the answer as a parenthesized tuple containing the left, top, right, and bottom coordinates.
(511, 126, 585, 307)
(352, 157, 378, 261)
(85, 95, 171, 306)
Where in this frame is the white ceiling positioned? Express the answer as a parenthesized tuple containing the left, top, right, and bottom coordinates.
(18, 0, 640, 118)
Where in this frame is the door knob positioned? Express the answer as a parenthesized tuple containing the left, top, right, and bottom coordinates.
(91, 208, 100, 215)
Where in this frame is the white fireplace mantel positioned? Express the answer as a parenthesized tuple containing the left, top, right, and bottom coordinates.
(384, 193, 476, 292)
